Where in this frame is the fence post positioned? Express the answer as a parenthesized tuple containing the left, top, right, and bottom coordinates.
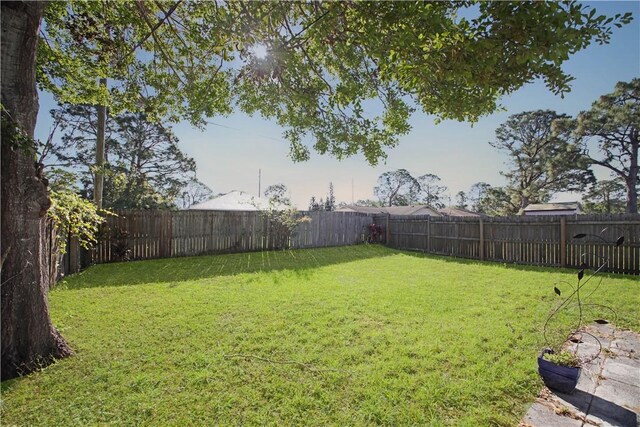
(479, 219, 485, 261)
(560, 217, 567, 268)
(166, 211, 173, 257)
(427, 215, 431, 252)
(386, 214, 391, 245)
(159, 211, 172, 258)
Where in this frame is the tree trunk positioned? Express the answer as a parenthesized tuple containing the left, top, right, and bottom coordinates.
(627, 133, 638, 214)
(1, 1, 72, 381)
(626, 178, 638, 214)
(520, 195, 530, 212)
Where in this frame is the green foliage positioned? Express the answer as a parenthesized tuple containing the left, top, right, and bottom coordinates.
(177, 178, 213, 209)
(44, 104, 203, 209)
(417, 173, 447, 208)
(3, 111, 107, 254)
(1, 105, 37, 155)
(582, 179, 627, 214)
(308, 196, 320, 211)
(455, 191, 468, 210)
(555, 79, 639, 213)
(38, 1, 234, 123)
(468, 182, 492, 213)
(543, 351, 580, 368)
(355, 199, 384, 208)
(262, 190, 311, 250)
(374, 170, 447, 207)
(374, 169, 420, 206)
(308, 182, 337, 211)
(48, 189, 111, 252)
(474, 185, 518, 216)
(490, 110, 594, 212)
(263, 183, 291, 207)
(37, 1, 633, 165)
(1, 246, 638, 425)
(325, 182, 336, 212)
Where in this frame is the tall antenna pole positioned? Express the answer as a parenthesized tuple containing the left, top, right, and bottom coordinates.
(351, 177, 354, 204)
(258, 169, 261, 196)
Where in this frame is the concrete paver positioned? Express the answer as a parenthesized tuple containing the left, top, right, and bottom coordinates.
(522, 323, 640, 427)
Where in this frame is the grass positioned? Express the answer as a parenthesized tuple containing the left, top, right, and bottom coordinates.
(1, 245, 638, 426)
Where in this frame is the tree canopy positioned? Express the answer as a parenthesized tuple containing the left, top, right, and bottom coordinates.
(373, 170, 448, 207)
(374, 169, 420, 206)
(264, 183, 291, 207)
(581, 179, 627, 214)
(308, 182, 336, 211)
(454, 191, 468, 210)
(417, 174, 447, 208)
(41, 105, 205, 209)
(490, 110, 594, 212)
(38, 1, 633, 165)
(555, 79, 639, 213)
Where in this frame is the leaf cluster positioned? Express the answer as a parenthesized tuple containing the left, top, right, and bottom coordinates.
(37, 1, 633, 165)
(260, 198, 311, 250)
(373, 169, 447, 208)
(48, 189, 113, 252)
(491, 110, 595, 211)
(43, 104, 203, 209)
(543, 350, 580, 368)
(1, 105, 37, 155)
(551, 79, 639, 213)
(582, 179, 627, 214)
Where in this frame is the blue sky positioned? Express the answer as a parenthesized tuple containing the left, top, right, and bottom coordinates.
(35, 1, 640, 209)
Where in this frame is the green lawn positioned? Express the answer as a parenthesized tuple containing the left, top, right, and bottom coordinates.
(1, 245, 638, 426)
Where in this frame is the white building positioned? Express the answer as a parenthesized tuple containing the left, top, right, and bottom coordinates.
(335, 205, 441, 216)
(188, 190, 285, 211)
(523, 202, 582, 216)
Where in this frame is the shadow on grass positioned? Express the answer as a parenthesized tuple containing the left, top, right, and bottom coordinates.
(1, 377, 19, 392)
(394, 248, 635, 278)
(57, 244, 635, 292)
(57, 244, 400, 290)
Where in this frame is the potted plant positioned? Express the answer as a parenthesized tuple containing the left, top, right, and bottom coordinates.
(538, 230, 625, 394)
(538, 348, 582, 394)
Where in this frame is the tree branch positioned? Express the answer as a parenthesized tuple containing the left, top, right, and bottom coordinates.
(129, 0, 182, 55)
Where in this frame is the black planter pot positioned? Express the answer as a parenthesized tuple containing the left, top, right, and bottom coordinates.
(537, 349, 581, 394)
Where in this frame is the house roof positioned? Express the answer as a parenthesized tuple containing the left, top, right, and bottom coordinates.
(336, 205, 441, 216)
(438, 207, 483, 217)
(188, 190, 284, 211)
(523, 202, 581, 212)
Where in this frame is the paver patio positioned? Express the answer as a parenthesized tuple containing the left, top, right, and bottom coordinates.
(522, 323, 640, 427)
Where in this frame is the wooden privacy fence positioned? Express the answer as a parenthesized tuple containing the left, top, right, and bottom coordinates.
(92, 210, 373, 264)
(375, 214, 640, 275)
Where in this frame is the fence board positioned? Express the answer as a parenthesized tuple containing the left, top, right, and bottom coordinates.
(92, 210, 373, 264)
(385, 214, 639, 275)
(62, 210, 639, 276)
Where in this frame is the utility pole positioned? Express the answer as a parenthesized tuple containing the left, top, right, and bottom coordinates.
(258, 169, 261, 196)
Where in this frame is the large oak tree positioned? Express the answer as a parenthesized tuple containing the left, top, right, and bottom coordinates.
(1, 0, 632, 380)
(2, 2, 73, 380)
